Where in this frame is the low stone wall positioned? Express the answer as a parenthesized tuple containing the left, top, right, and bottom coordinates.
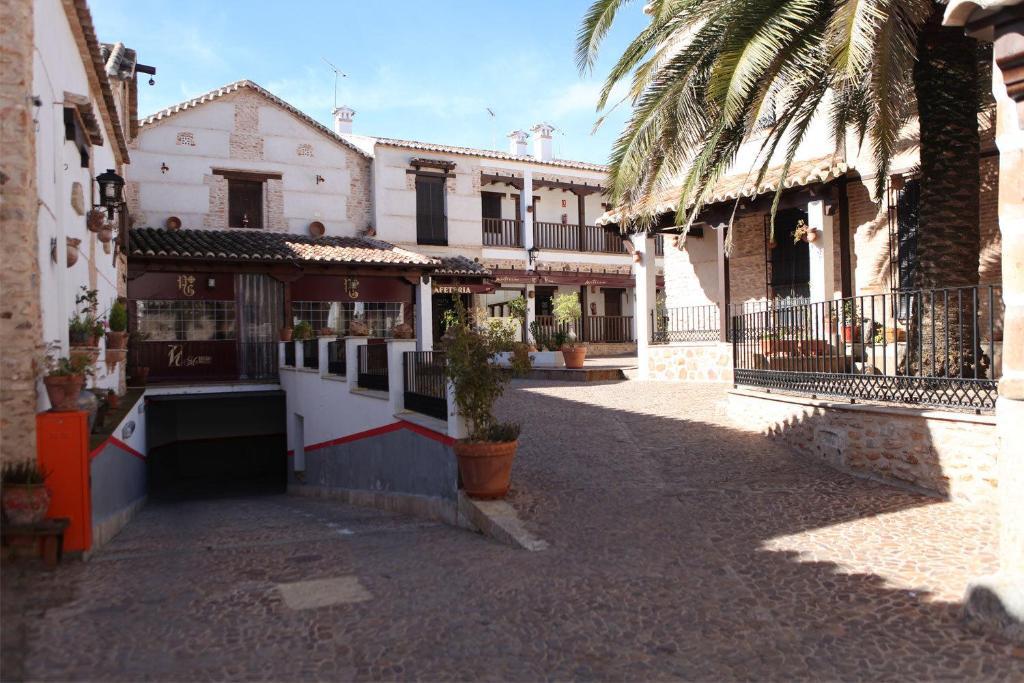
(727, 389, 998, 504)
(584, 341, 636, 356)
(648, 342, 733, 382)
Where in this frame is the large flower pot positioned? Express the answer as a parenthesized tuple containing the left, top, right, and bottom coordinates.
(106, 331, 127, 350)
(842, 325, 860, 343)
(562, 346, 587, 369)
(2, 484, 51, 525)
(454, 440, 517, 500)
(280, 327, 293, 342)
(43, 374, 85, 411)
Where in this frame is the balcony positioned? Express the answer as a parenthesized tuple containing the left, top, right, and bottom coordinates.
(534, 222, 627, 254)
(482, 218, 523, 248)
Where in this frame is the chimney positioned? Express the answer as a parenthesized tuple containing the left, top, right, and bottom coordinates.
(507, 130, 529, 156)
(332, 106, 355, 135)
(531, 122, 554, 161)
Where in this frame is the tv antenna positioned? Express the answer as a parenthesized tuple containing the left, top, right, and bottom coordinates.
(321, 57, 348, 108)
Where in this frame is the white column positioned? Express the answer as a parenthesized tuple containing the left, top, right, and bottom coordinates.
(387, 338, 417, 414)
(344, 337, 367, 390)
(278, 341, 287, 367)
(632, 233, 657, 379)
(806, 199, 837, 303)
(525, 284, 537, 343)
(416, 275, 433, 351)
(446, 381, 469, 439)
(522, 170, 534, 267)
(317, 336, 332, 378)
(294, 340, 305, 369)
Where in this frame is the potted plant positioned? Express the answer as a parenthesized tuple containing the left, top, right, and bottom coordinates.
(391, 322, 414, 339)
(319, 326, 336, 337)
(792, 219, 819, 244)
(1, 460, 51, 525)
(553, 292, 586, 369)
(348, 316, 369, 337)
(43, 347, 92, 411)
(840, 301, 862, 343)
(292, 320, 314, 341)
(106, 388, 120, 411)
(280, 325, 294, 342)
(69, 286, 103, 347)
(442, 301, 531, 499)
(106, 300, 128, 350)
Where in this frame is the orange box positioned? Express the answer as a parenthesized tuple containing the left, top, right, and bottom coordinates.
(36, 411, 92, 552)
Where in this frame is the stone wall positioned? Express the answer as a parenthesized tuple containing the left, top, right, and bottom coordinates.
(347, 153, 373, 232)
(0, 0, 40, 464)
(727, 389, 998, 504)
(649, 343, 733, 382)
(727, 213, 768, 305)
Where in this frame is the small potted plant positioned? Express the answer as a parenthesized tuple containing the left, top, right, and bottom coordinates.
(106, 300, 128, 350)
(280, 325, 294, 342)
(792, 219, 819, 244)
(391, 322, 414, 339)
(292, 320, 314, 341)
(348, 316, 369, 337)
(840, 301, 862, 343)
(1, 460, 51, 525)
(553, 292, 586, 369)
(43, 346, 92, 411)
(69, 287, 103, 348)
(442, 300, 531, 499)
(319, 326, 336, 337)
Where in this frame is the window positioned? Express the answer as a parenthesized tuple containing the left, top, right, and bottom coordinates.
(64, 107, 90, 168)
(535, 287, 557, 317)
(767, 208, 811, 301)
(228, 179, 264, 229)
(292, 301, 406, 338)
(895, 179, 920, 292)
(416, 175, 447, 245)
(136, 300, 236, 341)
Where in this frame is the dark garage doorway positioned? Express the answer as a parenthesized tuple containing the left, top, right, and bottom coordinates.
(146, 391, 287, 499)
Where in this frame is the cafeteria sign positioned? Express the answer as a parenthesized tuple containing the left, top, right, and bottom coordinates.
(434, 285, 472, 294)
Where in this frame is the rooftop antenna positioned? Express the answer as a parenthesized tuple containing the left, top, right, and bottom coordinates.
(321, 57, 348, 109)
(486, 107, 496, 150)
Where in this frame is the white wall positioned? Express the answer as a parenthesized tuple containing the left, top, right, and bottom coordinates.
(33, 0, 125, 404)
(131, 94, 364, 237)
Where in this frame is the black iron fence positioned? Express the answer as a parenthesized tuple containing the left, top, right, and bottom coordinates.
(302, 340, 319, 370)
(732, 285, 1003, 410)
(327, 340, 345, 376)
(403, 351, 447, 420)
(357, 342, 389, 391)
(654, 305, 721, 342)
(283, 342, 296, 367)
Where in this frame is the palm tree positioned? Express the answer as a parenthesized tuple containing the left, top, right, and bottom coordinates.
(578, 0, 984, 378)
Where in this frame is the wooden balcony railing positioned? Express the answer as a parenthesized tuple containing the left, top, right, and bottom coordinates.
(533, 222, 627, 254)
(532, 315, 635, 344)
(482, 218, 523, 247)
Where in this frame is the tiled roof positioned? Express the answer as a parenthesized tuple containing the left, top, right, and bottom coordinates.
(434, 255, 492, 277)
(100, 42, 136, 79)
(347, 134, 609, 172)
(596, 156, 850, 226)
(129, 227, 438, 267)
(139, 80, 372, 158)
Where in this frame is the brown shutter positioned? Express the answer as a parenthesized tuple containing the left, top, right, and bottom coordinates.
(229, 179, 264, 229)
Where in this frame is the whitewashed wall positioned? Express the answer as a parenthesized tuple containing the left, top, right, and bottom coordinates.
(33, 0, 125, 404)
(131, 92, 368, 237)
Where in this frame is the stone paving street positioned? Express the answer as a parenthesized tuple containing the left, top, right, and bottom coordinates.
(3, 381, 1023, 681)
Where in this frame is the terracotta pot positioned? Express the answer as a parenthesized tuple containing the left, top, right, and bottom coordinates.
(87, 209, 105, 232)
(349, 320, 370, 336)
(760, 338, 800, 355)
(280, 327, 293, 342)
(391, 322, 414, 339)
(454, 440, 517, 499)
(2, 484, 51, 525)
(842, 325, 860, 343)
(562, 346, 587, 369)
(804, 228, 820, 243)
(319, 327, 335, 337)
(66, 238, 82, 267)
(71, 347, 99, 366)
(797, 339, 826, 356)
(97, 225, 114, 243)
(43, 374, 85, 411)
(129, 366, 149, 385)
(106, 391, 120, 410)
(106, 331, 128, 350)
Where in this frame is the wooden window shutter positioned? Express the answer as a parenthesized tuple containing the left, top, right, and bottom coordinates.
(228, 179, 264, 229)
(416, 175, 447, 245)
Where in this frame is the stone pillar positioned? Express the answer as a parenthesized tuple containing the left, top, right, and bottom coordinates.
(632, 233, 657, 379)
(806, 199, 836, 303)
(0, 0, 41, 465)
(525, 284, 537, 344)
(344, 337, 367, 391)
(387, 338, 417, 415)
(416, 275, 433, 351)
(317, 336, 332, 378)
(945, 2, 1024, 643)
(522, 170, 534, 265)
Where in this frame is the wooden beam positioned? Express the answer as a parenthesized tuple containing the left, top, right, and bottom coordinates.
(533, 177, 605, 195)
(481, 172, 524, 190)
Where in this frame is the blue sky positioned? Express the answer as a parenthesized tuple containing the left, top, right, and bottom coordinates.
(91, 1, 649, 164)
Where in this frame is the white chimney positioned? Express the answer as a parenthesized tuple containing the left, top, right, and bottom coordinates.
(507, 130, 529, 156)
(531, 122, 555, 161)
(332, 106, 355, 135)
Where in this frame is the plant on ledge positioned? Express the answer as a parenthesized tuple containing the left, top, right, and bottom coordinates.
(43, 344, 94, 412)
(552, 291, 586, 368)
(292, 320, 314, 341)
(1, 460, 51, 525)
(106, 300, 128, 350)
(441, 299, 530, 499)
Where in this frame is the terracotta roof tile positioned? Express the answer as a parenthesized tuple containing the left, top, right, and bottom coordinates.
(434, 255, 491, 277)
(349, 135, 609, 172)
(129, 227, 438, 267)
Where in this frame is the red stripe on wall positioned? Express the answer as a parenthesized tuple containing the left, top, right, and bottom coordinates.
(89, 436, 146, 461)
(286, 420, 454, 457)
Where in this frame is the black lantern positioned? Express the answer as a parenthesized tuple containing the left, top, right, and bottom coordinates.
(527, 245, 540, 266)
(95, 168, 125, 219)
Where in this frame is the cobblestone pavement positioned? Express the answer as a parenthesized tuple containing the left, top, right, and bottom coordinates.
(3, 381, 1023, 681)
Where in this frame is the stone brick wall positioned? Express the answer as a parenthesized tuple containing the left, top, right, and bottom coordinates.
(347, 154, 373, 232)
(727, 213, 768, 305)
(202, 174, 228, 229)
(727, 389, 998, 504)
(649, 343, 733, 382)
(266, 178, 285, 231)
(663, 234, 717, 309)
(0, 0, 41, 464)
(229, 96, 263, 161)
(585, 341, 637, 356)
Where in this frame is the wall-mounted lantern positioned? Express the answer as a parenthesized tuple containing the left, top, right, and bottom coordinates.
(527, 246, 539, 266)
(94, 168, 125, 220)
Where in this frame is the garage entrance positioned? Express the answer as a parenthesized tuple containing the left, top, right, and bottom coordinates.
(145, 391, 287, 499)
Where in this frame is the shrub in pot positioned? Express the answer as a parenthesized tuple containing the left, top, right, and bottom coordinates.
(1, 461, 51, 525)
(391, 322, 414, 339)
(279, 326, 293, 342)
(292, 320, 314, 341)
(69, 286, 104, 347)
(43, 348, 92, 412)
(442, 301, 531, 499)
(106, 300, 128, 349)
(553, 292, 586, 368)
(348, 317, 370, 337)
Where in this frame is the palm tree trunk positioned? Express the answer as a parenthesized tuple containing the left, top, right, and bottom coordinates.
(909, 4, 982, 379)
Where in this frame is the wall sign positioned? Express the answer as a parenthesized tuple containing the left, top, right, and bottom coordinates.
(167, 344, 213, 367)
(434, 285, 472, 294)
(121, 420, 136, 440)
(177, 275, 196, 296)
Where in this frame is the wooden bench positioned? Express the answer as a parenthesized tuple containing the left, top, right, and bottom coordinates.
(1, 518, 70, 568)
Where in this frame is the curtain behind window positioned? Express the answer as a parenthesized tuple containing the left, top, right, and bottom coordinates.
(236, 273, 283, 379)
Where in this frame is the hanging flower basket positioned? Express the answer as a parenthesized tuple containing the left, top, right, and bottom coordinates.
(87, 209, 105, 232)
